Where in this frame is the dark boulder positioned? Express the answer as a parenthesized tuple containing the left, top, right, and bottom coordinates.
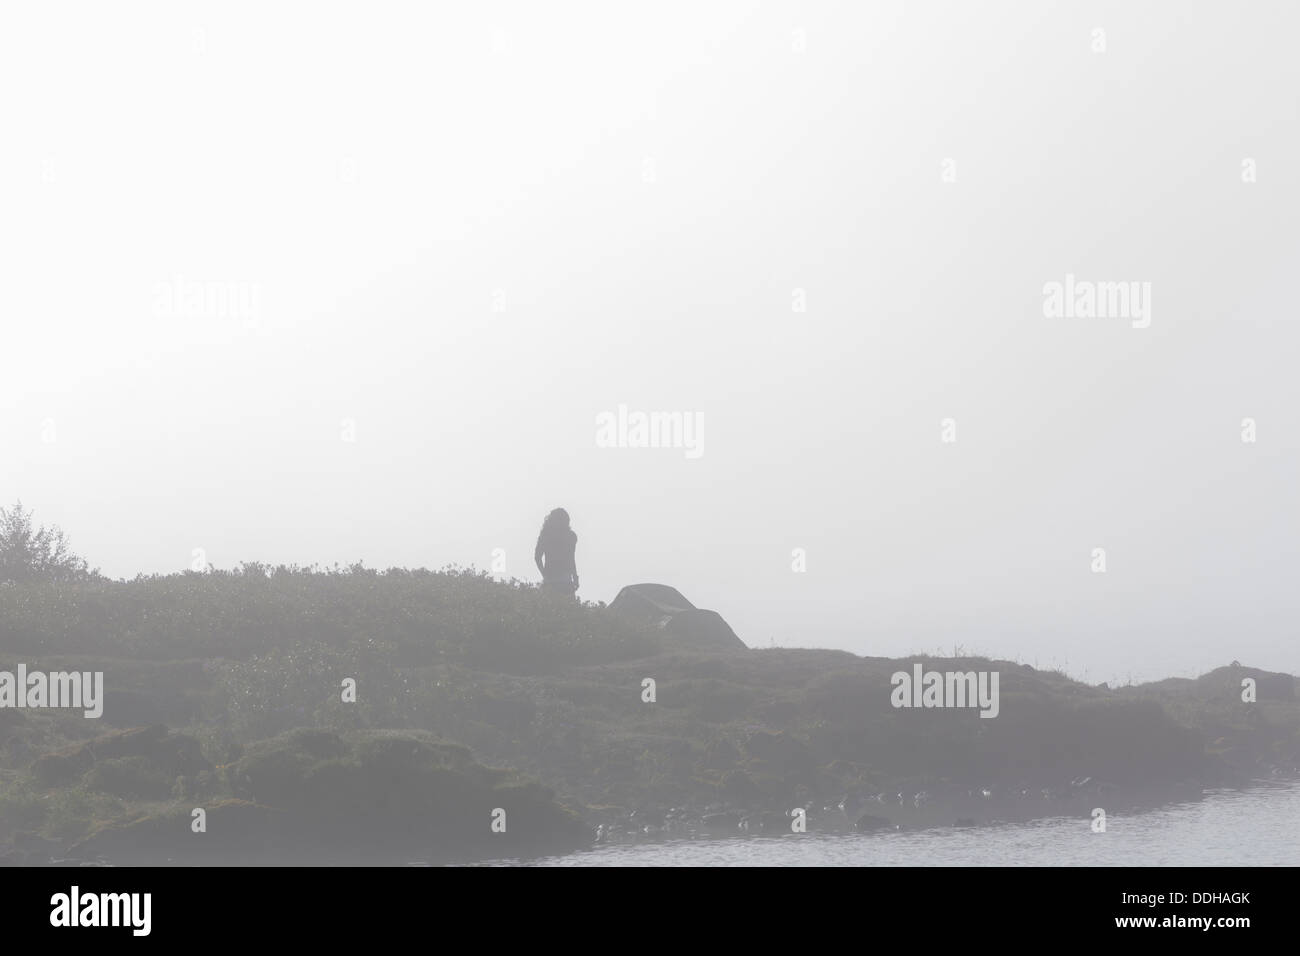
(609, 584, 746, 651)
(609, 583, 695, 619)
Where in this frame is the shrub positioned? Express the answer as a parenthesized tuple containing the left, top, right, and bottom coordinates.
(0, 501, 99, 584)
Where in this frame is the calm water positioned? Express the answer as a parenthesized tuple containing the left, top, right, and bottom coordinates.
(506, 781, 1300, 866)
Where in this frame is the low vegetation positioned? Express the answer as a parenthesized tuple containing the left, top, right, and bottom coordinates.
(1, 566, 1296, 863)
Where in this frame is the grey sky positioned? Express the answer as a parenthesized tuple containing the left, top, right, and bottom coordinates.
(3, 1, 1296, 683)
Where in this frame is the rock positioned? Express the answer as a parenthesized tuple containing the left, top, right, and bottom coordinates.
(702, 811, 741, 831)
(100, 688, 198, 727)
(30, 749, 93, 787)
(854, 813, 894, 831)
(609, 584, 746, 651)
(608, 583, 695, 621)
(700, 737, 740, 770)
(837, 793, 868, 816)
(740, 811, 790, 833)
(666, 609, 746, 651)
(31, 725, 209, 788)
(629, 808, 665, 828)
(232, 728, 591, 863)
(12, 831, 60, 854)
(1255, 672, 1295, 701)
(53, 727, 593, 865)
(73, 728, 595, 864)
(1198, 666, 1295, 702)
(719, 769, 762, 802)
(71, 799, 287, 865)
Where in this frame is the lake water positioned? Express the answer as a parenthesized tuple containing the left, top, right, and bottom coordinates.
(504, 781, 1300, 866)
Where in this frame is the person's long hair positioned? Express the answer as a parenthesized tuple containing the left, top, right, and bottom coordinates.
(540, 508, 570, 539)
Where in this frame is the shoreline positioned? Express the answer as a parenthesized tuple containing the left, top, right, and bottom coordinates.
(2, 570, 1297, 866)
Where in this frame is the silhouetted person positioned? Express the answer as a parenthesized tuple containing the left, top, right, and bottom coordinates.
(534, 507, 578, 599)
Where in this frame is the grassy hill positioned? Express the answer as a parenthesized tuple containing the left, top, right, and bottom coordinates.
(1, 565, 1296, 863)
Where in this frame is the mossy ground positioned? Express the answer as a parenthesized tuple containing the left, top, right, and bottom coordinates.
(1, 566, 1296, 862)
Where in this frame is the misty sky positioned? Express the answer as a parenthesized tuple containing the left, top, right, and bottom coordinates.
(3, 1, 1297, 684)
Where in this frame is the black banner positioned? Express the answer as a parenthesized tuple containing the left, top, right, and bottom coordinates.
(4, 865, 1286, 942)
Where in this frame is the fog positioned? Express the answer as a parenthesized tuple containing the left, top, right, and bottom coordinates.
(3, 1, 1296, 684)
